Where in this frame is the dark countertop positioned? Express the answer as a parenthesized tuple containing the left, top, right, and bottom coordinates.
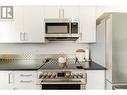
(0, 59, 44, 71)
(0, 69, 37, 71)
(0, 60, 106, 71)
(82, 61, 106, 70)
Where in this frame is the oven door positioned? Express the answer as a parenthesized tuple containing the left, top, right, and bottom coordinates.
(42, 84, 81, 90)
(41, 81, 85, 90)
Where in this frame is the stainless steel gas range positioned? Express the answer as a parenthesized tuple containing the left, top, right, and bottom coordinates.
(37, 63, 86, 90)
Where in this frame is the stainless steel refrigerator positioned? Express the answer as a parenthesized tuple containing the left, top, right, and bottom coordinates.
(95, 13, 127, 89)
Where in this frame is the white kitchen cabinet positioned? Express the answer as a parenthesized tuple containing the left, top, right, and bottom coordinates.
(13, 71, 41, 90)
(23, 6, 45, 43)
(77, 6, 96, 43)
(44, 6, 60, 18)
(44, 6, 79, 18)
(86, 70, 105, 90)
(61, 6, 79, 18)
(0, 6, 23, 43)
(0, 71, 41, 90)
(0, 71, 14, 89)
(0, 6, 45, 43)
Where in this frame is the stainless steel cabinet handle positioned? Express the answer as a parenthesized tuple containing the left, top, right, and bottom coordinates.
(69, 21, 71, 35)
(23, 32, 25, 41)
(20, 80, 32, 83)
(63, 9, 64, 18)
(20, 32, 23, 41)
(59, 8, 64, 18)
(20, 74, 32, 77)
(24, 32, 28, 41)
(20, 32, 21, 41)
(8, 73, 10, 84)
(8, 73, 13, 84)
(59, 8, 60, 18)
(80, 32, 82, 40)
(26, 32, 28, 41)
(85, 73, 87, 84)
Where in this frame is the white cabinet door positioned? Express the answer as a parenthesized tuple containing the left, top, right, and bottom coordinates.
(44, 6, 60, 18)
(44, 6, 79, 19)
(0, 6, 23, 43)
(86, 70, 105, 90)
(62, 6, 79, 18)
(14, 71, 41, 90)
(77, 6, 96, 43)
(14, 71, 37, 84)
(23, 6, 45, 43)
(0, 71, 14, 89)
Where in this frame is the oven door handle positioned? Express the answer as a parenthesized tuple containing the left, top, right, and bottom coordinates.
(40, 81, 85, 84)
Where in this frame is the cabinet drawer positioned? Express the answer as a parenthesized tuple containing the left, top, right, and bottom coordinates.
(15, 79, 36, 84)
(14, 71, 37, 78)
(14, 71, 37, 84)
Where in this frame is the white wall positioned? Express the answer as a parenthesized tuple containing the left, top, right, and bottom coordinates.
(0, 41, 88, 54)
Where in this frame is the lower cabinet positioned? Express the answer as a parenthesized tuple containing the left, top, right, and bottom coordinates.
(0, 71, 14, 89)
(0, 71, 41, 90)
(13, 71, 41, 90)
(85, 70, 105, 90)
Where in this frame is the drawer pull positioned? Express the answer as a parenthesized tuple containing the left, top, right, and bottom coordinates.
(85, 73, 87, 84)
(20, 74, 32, 77)
(20, 80, 32, 83)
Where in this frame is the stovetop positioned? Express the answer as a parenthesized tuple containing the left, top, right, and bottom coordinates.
(39, 63, 83, 70)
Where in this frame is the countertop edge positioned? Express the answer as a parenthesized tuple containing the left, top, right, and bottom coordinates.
(83, 61, 106, 70)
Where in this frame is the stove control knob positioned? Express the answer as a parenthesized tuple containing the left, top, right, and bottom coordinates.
(73, 75, 77, 78)
(43, 72, 48, 78)
(39, 74, 43, 78)
(79, 73, 83, 78)
(74, 73, 79, 78)
(46, 72, 52, 78)
(41, 75, 45, 78)
(65, 72, 70, 78)
(71, 73, 75, 78)
(77, 75, 81, 78)
(51, 73, 56, 78)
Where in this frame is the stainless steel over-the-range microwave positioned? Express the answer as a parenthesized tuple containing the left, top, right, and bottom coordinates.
(44, 18, 79, 38)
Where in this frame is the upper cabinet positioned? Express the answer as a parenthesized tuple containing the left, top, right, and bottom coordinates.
(44, 6, 79, 18)
(0, 6, 96, 43)
(44, 6, 96, 43)
(0, 6, 23, 43)
(44, 6, 60, 18)
(23, 6, 45, 43)
(77, 6, 96, 43)
(60, 6, 79, 18)
(0, 6, 45, 43)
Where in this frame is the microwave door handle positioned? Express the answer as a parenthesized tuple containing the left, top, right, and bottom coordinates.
(69, 21, 71, 35)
